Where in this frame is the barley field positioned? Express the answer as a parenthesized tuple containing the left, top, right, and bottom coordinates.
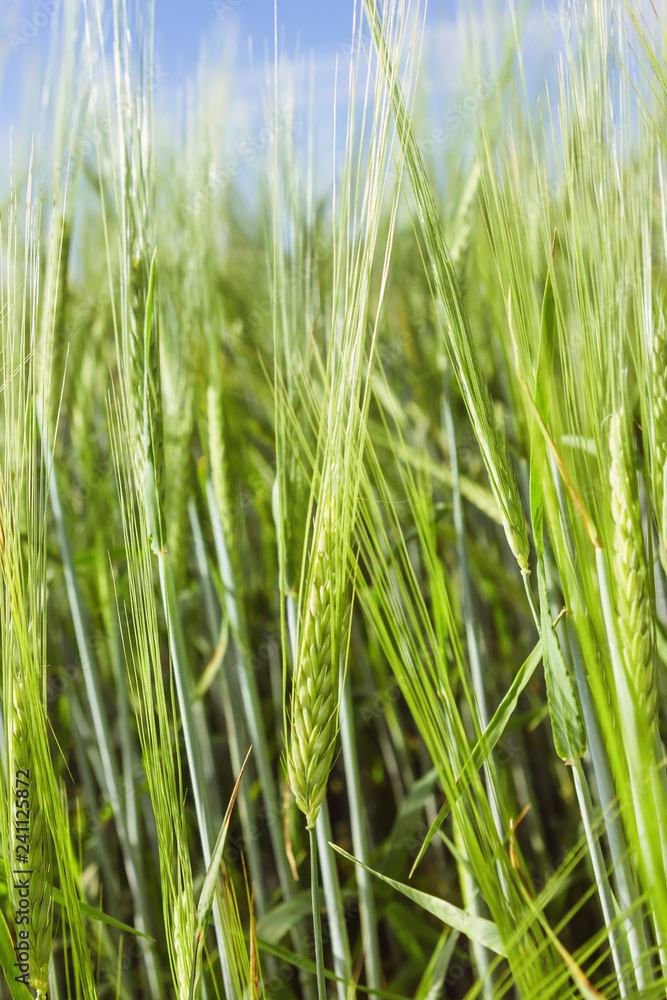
(1, 0, 667, 997)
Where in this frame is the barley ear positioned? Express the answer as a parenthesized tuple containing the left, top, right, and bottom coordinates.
(287, 492, 339, 829)
(129, 239, 165, 555)
(172, 888, 196, 1000)
(609, 410, 657, 735)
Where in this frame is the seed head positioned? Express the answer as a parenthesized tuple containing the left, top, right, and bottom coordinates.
(609, 410, 657, 734)
(172, 888, 196, 1000)
(287, 490, 339, 828)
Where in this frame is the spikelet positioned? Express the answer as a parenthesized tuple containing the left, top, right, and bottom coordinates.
(609, 410, 657, 735)
(127, 218, 165, 555)
(9, 676, 52, 998)
(287, 485, 339, 829)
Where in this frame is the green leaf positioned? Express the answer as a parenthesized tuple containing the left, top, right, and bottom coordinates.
(537, 560, 586, 763)
(256, 892, 314, 945)
(256, 938, 412, 1000)
(0, 909, 33, 1000)
(386, 766, 438, 857)
(414, 929, 459, 1000)
(330, 845, 506, 956)
(530, 261, 556, 557)
(409, 638, 543, 875)
(57, 890, 154, 940)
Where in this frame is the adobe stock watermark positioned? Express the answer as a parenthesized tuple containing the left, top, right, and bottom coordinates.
(261, 897, 361, 997)
(546, 1, 571, 30)
(182, 108, 294, 217)
(6, 0, 71, 53)
(48, 615, 122, 706)
(389, 75, 498, 181)
(401, 740, 522, 857)
(53, 66, 169, 180)
(235, 233, 336, 340)
(213, 0, 244, 20)
(340, 25, 373, 63)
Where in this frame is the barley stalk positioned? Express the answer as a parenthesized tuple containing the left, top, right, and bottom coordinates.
(129, 239, 165, 554)
(609, 410, 657, 735)
(207, 383, 234, 547)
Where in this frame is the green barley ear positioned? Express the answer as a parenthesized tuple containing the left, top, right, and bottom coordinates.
(172, 888, 197, 1000)
(287, 481, 340, 829)
(609, 410, 657, 735)
(9, 679, 52, 998)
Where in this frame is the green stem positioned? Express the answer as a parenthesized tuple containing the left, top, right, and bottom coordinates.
(315, 805, 352, 1000)
(206, 479, 290, 884)
(157, 551, 236, 1000)
(206, 479, 316, 1000)
(41, 422, 163, 1000)
(189, 499, 267, 918)
(443, 374, 500, 997)
(596, 548, 667, 974)
(339, 673, 382, 992)
(524, 570, 634, 989)
(310, 825, 327, 1000)
(550, 460, 651, 988)
(572, 759, 630, 996)
(569, 636, 649, 989)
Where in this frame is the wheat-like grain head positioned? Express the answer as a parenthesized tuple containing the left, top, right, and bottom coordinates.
(609, 409, 657, 735)
(123, 146, 166, 556)
(286, 483, 340, 829)
(172, 887, 197, 1000)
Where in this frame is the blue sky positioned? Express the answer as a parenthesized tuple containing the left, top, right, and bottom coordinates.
(0, 1, 478, 108)
(0, 0, 457, 116)
(0, 0, 571, 197)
